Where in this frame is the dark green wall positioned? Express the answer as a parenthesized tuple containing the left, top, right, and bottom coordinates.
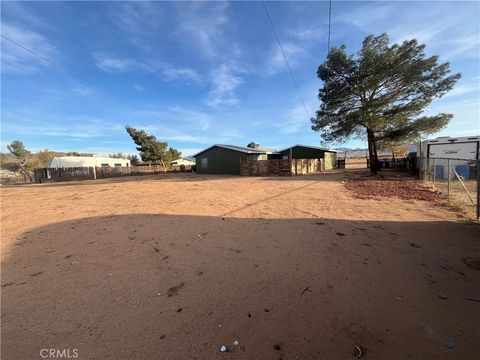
(279, 146, 336, 159)
(195, 146, 262, 175)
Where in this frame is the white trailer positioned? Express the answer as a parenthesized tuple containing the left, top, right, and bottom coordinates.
(419, 136, 479, 179)
(420, 136, 479, 160)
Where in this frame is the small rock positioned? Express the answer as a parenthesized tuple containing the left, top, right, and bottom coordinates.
(220, 345, 228, 352)
(437, 292, 448, 300)
(233, 340, 239, 346)
(446, 338, 456, 349)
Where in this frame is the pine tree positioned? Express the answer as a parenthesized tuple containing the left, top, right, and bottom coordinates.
(311, 33, 461, 173)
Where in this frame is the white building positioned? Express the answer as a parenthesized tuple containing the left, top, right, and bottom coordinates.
(171, 157, 195, 166)
(47, 156, 130, 168)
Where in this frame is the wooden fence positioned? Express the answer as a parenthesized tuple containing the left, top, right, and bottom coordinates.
(240, 158, 324, 176)
(33, 165, 193, 183)
(34, 167, 96, 183)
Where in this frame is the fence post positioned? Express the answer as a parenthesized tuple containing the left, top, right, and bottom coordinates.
(447, 159, 451, 199)
(433, 158, 436, 184)
(423, 157, 427, 181)
(477, 159, 479, 221)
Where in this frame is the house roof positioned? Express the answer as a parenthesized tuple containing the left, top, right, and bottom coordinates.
(192, 144, 275, 157)
(277, 144, 337, 153)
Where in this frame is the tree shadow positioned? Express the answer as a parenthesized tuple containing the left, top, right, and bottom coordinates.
(2, 214, 479, 359)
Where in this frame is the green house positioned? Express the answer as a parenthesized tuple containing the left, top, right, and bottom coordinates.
(278, 145, 337, 170)
(193, 144, 273, 175)
(193, 143, 337, 175)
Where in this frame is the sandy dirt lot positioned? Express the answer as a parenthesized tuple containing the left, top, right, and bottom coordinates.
(1, 171, 479, 360)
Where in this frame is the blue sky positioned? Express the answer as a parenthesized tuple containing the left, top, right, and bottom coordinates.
(1, 1, 479, 156)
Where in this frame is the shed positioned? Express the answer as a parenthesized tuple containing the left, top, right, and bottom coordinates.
(192, 144, 274, 175)
(278, 145, 337, 170)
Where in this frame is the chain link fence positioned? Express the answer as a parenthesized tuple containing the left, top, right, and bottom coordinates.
(419, 157, 479, 220)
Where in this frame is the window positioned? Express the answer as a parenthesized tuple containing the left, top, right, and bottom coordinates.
(114, 163, 122, 167)
(101, 163, 109, 167)
(201, 158, 208, 168)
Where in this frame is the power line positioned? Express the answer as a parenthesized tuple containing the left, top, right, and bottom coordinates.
(325, 0, 333, 102)
(1, 34, 57, 67)
(327, 0, 332, 54)
(261, 1, 311, 119)
(1, 33, 84, 87)
(0, 33, 147, 116)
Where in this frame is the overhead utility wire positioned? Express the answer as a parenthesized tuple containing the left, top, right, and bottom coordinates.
(1, 34, 57, 67)
(1, 33, 86, 87)
(325, 0, 333, 97)
(261, 1, 311, 119)
(0, 33, 148, 115)
(327, 0, 332, 54)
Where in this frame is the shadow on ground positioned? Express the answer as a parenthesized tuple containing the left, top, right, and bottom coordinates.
(2, 214, 479, 360)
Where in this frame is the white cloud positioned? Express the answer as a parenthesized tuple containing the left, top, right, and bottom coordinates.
(165, 135, 211, 143)
(161, 65, 201, 82)
(179, 148, 202, 157)
(275, 104, 311, 135)
(337, 2, 396, 31)
(71, 85, 93, 96)
(93, 53, 200, 82)
(111, 2, 164, 51)
(288, 25, 326, 43)
(1, 23, 59, 75)
(205, 64, 244, 108)
(128, 105, 243, 144)
(265, 42, 306, 75)
(133, 84, 145, 92)
(42, 85, 93, 99)
(93, 54, 137, 73)
(2, 2, 51, 29)
(131, 106, 212, 133)
(337, 1, 479, 61)
(175, 1, 233, 59)
(443, 83, 479, 99)
(1, 112, 125, 139)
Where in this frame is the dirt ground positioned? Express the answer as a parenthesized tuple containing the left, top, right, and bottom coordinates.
(1, 170, 479, 360)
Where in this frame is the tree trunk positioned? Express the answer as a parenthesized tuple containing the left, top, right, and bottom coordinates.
(19, 167, 32, 182)
(367, 129, 378, 174)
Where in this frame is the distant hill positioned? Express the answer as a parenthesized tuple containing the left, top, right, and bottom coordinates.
(334, 147, 404, 158)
